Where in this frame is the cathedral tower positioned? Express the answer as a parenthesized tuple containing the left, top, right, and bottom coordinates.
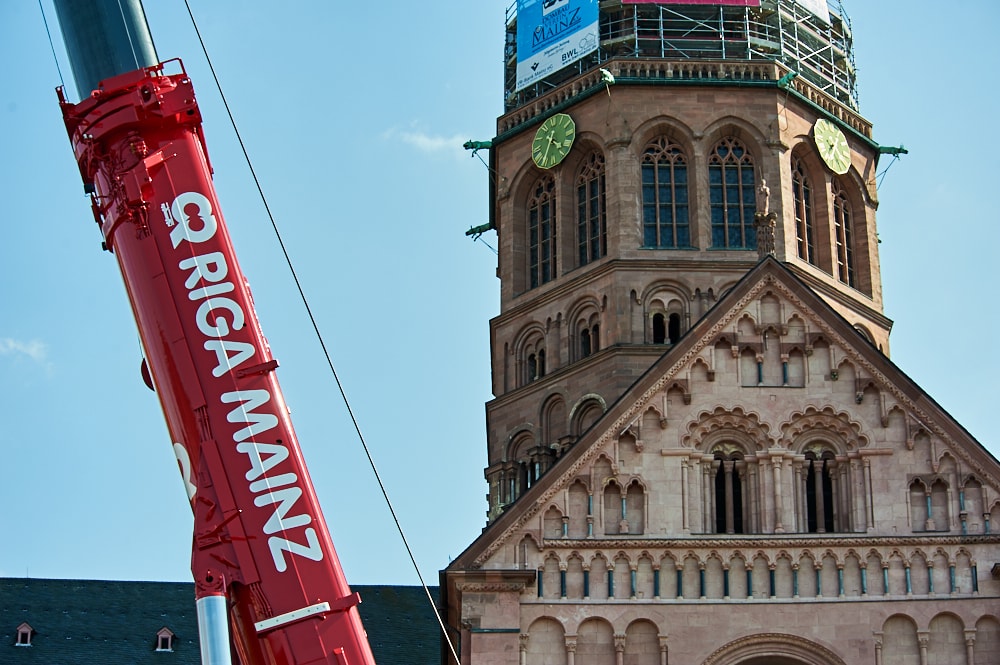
(446, 2, 1000, 664)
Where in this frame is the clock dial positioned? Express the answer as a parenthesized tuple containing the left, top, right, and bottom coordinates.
(531, 113, 576, 169)
(813, 118, 851, 175)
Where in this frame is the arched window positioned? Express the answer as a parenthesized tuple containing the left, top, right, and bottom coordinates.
(641, 137, 690, 247)
(650, 298, 685, 345)
(577, 152, 607, 266)
(709, 137, 756, 249)
(805, 452, 835, 533)
(528, 175, 556, 289)
(713, 452, 744, 534)
(521, 332, 547, 386)
(604, 480, 623, 535)
(652, 313, 666, 344)
(668, 313, 681, 344)
(580, 325, 599, 358)
(792, 157, 816, 265)
(832, 179, 856, 287)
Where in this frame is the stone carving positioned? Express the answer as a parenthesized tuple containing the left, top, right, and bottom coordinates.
(755, 210, 777, 258)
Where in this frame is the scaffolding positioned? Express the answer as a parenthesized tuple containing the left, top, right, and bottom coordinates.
(504, 0, 857, 112)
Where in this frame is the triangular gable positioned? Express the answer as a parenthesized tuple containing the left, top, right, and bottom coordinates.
(449, 257, 999, 570)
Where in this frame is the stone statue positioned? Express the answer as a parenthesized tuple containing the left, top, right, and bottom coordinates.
(758, 178, 770, 216)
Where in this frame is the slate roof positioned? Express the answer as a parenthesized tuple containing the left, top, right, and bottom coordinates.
(1, 577, 441, 664)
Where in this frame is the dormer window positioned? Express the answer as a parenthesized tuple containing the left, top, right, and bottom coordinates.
(16, 622, 33, 647)
(155, 627, 175, 652)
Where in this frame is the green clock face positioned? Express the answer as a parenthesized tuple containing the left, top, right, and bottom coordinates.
(814, 118, 851, 175)
(531, 113, 576, 169)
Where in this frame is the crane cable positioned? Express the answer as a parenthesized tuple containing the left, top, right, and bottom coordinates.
(38, 0, 66, 91)
(179, 3, 461, 662)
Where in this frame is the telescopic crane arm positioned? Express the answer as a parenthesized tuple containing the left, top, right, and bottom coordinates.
(52, 2, 377, 664)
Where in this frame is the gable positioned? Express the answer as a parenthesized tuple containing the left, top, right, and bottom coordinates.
(455, 258, 1000, 570)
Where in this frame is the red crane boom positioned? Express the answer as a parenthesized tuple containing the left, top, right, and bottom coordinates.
(54, 6, 378, 664)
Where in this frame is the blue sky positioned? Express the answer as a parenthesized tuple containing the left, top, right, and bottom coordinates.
(1, 1, 997, 586)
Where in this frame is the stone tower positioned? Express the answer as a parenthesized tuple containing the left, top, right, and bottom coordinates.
(444, 2, 1000, 664)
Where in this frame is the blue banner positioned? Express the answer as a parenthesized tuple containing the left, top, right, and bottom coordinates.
(516, 0, 600, 92)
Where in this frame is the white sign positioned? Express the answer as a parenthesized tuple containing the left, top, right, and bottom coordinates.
(515, 0, 600, 92)
(795, 0, 830, 22)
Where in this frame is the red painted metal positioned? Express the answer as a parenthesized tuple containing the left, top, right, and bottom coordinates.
(58, 60, 377, 665)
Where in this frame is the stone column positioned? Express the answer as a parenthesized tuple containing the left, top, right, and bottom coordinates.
(834, 460, 851, 532)
(793, 460, 804, 532)
(565, 637, 577, 665)
(815, 462, 827, 534)
(948, 487, 958, 531)
(851, 458, 865, 532)
(680, 459, 690, 531)
(864, 458, 875, 532)
(659, 636, 669, 665)
(519, 634, 529, 665)
(772, 457, 785, 533)
(873, 632, 884, 665)
(760, 456, 774, 533)
(917, 630, 929, 665)
(614, 634, 626, 665)
(724, 461, 736, 533)
(964, 630, 976, 665)
(703, 461, 714, 533)
(737, 463, 748, 532)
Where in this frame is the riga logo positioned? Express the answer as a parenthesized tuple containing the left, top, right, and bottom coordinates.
(165, 191, 325, 573)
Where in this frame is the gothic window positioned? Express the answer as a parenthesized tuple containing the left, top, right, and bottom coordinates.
(962, 478, 985, 534)
(529, 175, 556, 289)
(910, 479, 929, 530)
(792, 157, 816, 265)
(713, 453, 744, 534)
(832, 179, 856, 287)
(544, 506, 564, 539)
(568, 480, 590, 538)
(603, 480, 623, 535)
(577, 152, 607, 266)
(929, 479, 950, 531)
(709, 137, 756, 249)
(625, 480, 645, 535)
(805, 452, 836, 533)
(642, 137, 690, 248)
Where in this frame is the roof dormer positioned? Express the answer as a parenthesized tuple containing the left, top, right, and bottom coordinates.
(15, 622, 33, 647)
(155, 626, 175, 652)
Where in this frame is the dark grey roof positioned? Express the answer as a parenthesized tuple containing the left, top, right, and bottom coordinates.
(1, 578, 441, 664)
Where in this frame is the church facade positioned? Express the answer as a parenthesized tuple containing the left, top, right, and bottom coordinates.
(442, 2, 1000, 664)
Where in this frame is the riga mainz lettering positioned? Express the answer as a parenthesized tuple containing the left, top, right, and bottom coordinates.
(167, 189, 324, 573)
